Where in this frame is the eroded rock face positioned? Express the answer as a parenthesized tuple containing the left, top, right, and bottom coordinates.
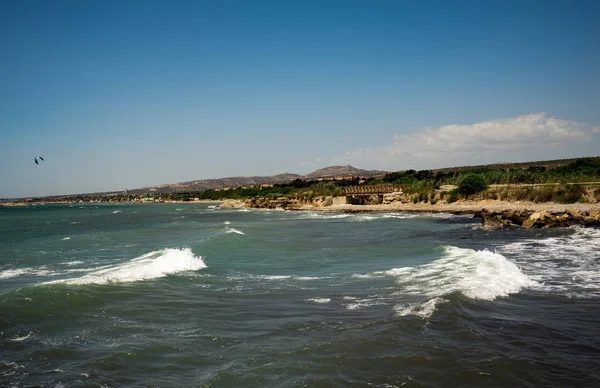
(478, 209, 600, 229)
(236, 196, 336, 210)
(382, 191, 405, 204)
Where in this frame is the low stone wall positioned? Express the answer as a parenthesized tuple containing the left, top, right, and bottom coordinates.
(475, 209, 600, 229)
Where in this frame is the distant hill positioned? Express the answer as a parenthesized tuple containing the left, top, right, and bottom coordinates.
(302, 165, 388, 179)
(123, 165, 387, 194)
(129, 172, 302, 194)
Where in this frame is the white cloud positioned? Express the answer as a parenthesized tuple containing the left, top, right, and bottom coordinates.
(332, 113, 600, 171)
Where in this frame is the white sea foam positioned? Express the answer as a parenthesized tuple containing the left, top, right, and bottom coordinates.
(62, 237, 71, 240)
(382, 213, 418, 219)
(396, 297, 448, 318)
(388, 246, 535, 318)
(351, 272, 386, 279)
(11, 333, 32, 342)
(498, 226, 600, 298)
(224, 221, 230, 225)
(0, 268, 28, 279)
(227, 273, 328, 283)
(226, 228, 245, 235)
(346, 298, 386, 310)
(350, 214, 379, 222)
(61, 260, 84, 266)
(424, 212, 460, 219)
(0, 267, 54, 279)
(307, 297, 331, 303)
(293, 212, 352, 220)
(46, 248, 206, 285)
(260, 275, 291, 280)
(112, 210, 121, 214)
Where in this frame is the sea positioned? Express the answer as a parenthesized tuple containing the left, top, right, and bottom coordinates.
(1, 203, 599, 387)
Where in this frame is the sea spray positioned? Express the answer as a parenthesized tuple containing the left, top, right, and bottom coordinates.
(389, 246, 536, 318)
(45, 248, 206, 285)
(499, 226, 600, 298)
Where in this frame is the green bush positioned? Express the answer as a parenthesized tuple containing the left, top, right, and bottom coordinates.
(458, 174, 488, 196)
(556, 184, 585, 203)
(446, 189, 460, 203)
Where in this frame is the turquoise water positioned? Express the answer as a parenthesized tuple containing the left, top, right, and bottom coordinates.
(1, 204, 600, 387)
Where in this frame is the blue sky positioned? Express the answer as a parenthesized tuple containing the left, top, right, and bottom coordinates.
(1, 0, 599, 198)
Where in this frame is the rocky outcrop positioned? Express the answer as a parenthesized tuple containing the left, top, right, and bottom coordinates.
(221, 196, 337, 210)
(382, 191, 405, 204)
(476, 209, 600, 229)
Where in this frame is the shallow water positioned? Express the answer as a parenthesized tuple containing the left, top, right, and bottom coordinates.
(1, 204, 599, 387)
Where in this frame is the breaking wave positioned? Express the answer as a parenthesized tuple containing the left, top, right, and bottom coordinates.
(389, 246, 536, 318)
(499, 226, 600, 299)
(45, 248, 206, 285)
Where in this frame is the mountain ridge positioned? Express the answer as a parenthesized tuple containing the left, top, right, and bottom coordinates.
(129, 165, 386, 194)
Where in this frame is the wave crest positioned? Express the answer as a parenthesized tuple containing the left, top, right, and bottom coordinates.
(47, 248, 206, 285)
(389, 246, 536, 318)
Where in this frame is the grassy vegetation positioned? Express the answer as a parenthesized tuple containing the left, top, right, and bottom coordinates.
(193, 180, 344, 202)
(490, 184, 593, 204)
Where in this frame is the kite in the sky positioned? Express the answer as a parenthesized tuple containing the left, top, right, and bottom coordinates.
(34, 156, 44, 165)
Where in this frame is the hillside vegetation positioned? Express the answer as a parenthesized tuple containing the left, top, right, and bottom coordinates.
(185, 157, 600, 204)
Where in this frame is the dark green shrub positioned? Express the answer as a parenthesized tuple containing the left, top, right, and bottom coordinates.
(556, 184, 585, 203)
(458, 174, 488, 196)
(446, 189, 460, 203)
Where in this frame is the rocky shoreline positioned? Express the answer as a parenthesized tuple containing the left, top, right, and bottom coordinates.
(220, 197, 600, 229)
(475, 209, 600, 229)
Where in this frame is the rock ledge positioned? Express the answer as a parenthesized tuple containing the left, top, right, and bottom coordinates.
(475, 209, 600, 229)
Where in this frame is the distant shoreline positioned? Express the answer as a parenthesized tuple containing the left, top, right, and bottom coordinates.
(0, 200, 221, 207)
(3, 198, 599, 228)
(3, 198, 599, 215)
(220, 198, 600, 214)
